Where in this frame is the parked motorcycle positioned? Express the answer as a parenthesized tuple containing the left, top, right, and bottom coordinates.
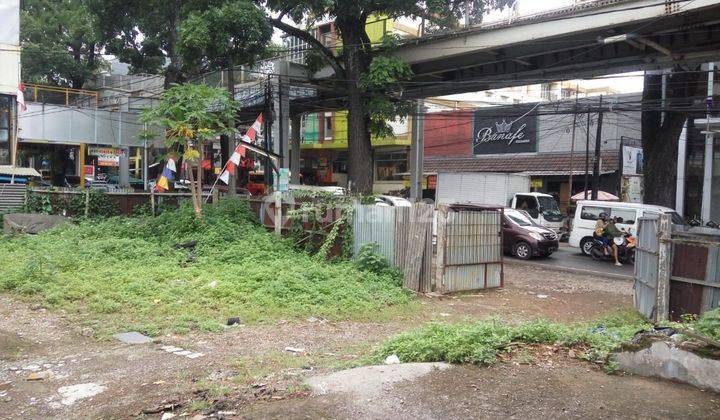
(589, 231, 636, 265)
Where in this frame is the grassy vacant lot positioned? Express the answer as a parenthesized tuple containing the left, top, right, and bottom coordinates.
(0, 200, 414, 336)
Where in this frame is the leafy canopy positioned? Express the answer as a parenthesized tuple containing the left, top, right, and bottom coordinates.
(140, 83, 238, 151)
(178, 1, 273, 72)
(88, 0, 272, 84)
(21, 0, 106, 88)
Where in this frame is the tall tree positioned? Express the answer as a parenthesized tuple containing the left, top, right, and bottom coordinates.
(641, 67, 705, 208)
(141, 84, 238, 218)
(264, 0, 512, 193)
(21, 0, 106, 89)
(88, 0, 272, 87)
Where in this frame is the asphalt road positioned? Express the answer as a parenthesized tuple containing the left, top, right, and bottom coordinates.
(507, 243, 635, 279)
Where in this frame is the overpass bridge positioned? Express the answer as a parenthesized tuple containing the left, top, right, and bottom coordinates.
(299, 0, 720, 104)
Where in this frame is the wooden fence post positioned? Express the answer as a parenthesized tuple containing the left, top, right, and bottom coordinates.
(274, 191, 282, 236)
(84, 188, 90, 217)
(656, 213, 672, 322)
(150, 188, 156, 216)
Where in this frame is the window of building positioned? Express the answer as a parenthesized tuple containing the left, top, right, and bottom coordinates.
(375, 151, 408, 181)
(284, 36, 309, 64)
(319, 24, 334, 47)
(324, 113, 333, 140)
(561, 88, 576, 99)
(541, 83, 552, 101)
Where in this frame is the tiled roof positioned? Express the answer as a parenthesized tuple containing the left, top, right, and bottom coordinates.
(425, 151, 619, 174)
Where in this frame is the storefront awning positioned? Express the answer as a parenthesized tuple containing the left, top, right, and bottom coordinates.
(0, 165, 41, 177)
(518, 170, 615, 176)
(425, 151, 619, 174)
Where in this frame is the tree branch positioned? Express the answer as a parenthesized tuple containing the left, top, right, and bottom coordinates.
(270, 18, 345, 78)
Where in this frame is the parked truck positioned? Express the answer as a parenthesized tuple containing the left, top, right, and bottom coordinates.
(435, 172, 565, 236)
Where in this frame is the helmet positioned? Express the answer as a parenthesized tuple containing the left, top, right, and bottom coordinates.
(598, 212, 608, 221)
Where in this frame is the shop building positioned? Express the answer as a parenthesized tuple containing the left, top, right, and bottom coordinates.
(422, 94, 643, 211)
(0, 0, 20, 168)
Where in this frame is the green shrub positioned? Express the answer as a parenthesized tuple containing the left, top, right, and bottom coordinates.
(695, 308, 720, 341)
(356, 243, 403, 287)
(373, 311, 650, 368)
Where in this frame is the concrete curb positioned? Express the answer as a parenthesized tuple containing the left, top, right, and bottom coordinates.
(505, 260, 633, 281)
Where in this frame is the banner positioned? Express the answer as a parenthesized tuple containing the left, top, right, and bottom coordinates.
(473, 105, 538, 155)
(622, 146, 644, 176)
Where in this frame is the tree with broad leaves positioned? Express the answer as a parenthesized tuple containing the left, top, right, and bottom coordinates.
(140, 84, 238, 218)
(263, 0, 512, 193)
(87, 0, 272, 87)
(21, 0, 106, 89)
(641, 67, 705, 208)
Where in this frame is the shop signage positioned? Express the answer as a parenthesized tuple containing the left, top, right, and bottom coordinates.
(89, 146, 126, 167)
(277, 168, 290, 192)
(97, 154, 119, 167)
(83, 165, 95, 181)
(88, 146, 127, 157)
(622, 146, 644, 176)
(473, 106, 538, 155)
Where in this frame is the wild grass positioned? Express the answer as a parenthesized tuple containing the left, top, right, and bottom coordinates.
(0, 199, 414, 337)
(372, 310, 650, 370)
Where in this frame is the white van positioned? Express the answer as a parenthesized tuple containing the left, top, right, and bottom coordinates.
(569, 200, 685, 255)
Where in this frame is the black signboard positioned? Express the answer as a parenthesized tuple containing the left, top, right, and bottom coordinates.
(472, 106, 538, 155)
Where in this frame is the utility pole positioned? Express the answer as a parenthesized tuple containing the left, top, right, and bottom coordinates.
(584, 107, 591, 200)
(226, 63, 237, 196)
(701, 62, 715, 222)
(409, 100, 425, 202)
(264, 75, 273, 189)
(568, 86, 579, 201)
(592, 95, 604, 200)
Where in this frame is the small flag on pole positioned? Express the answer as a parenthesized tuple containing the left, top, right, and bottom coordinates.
(218, 113, 262, 185)
(155, 157, 177, 191)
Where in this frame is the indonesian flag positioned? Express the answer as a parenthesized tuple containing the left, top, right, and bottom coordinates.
(218, 114, 261, 185)
(16, 83, 26, 112)
(241, 113, 263, 144)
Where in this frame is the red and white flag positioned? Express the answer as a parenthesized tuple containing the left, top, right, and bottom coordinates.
(219, 113, 262, 184)
(16, 83, 26, 112)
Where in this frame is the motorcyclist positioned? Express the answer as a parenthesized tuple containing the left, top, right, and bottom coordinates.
(594, 213, 610, 254)
(604, 216, 624, 267)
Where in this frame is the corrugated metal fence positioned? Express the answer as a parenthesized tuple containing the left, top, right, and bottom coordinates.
(634, 214, 720, 321)
(634, 217, 659, 319)
(352, 203, 434, 293)
(435, 205, 503, 293)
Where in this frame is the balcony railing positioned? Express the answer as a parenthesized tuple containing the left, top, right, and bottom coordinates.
(25, 83, 98, 108)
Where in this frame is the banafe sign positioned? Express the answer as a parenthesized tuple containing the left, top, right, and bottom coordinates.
(472, 106, 538, 155)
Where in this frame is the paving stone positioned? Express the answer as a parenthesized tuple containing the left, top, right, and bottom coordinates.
(112, 332, 153, 345)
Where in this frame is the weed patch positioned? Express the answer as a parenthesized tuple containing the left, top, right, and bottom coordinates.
(0, 199, 413, 336)
(372, 311, 650, 369)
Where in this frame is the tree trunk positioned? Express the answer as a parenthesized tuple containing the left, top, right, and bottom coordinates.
(337, 18, 374, 194)
(164, 1, 184, 88)
(641, 68, 704, 207)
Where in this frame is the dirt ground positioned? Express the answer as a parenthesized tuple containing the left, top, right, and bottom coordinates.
(1, 265, 717, 419)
